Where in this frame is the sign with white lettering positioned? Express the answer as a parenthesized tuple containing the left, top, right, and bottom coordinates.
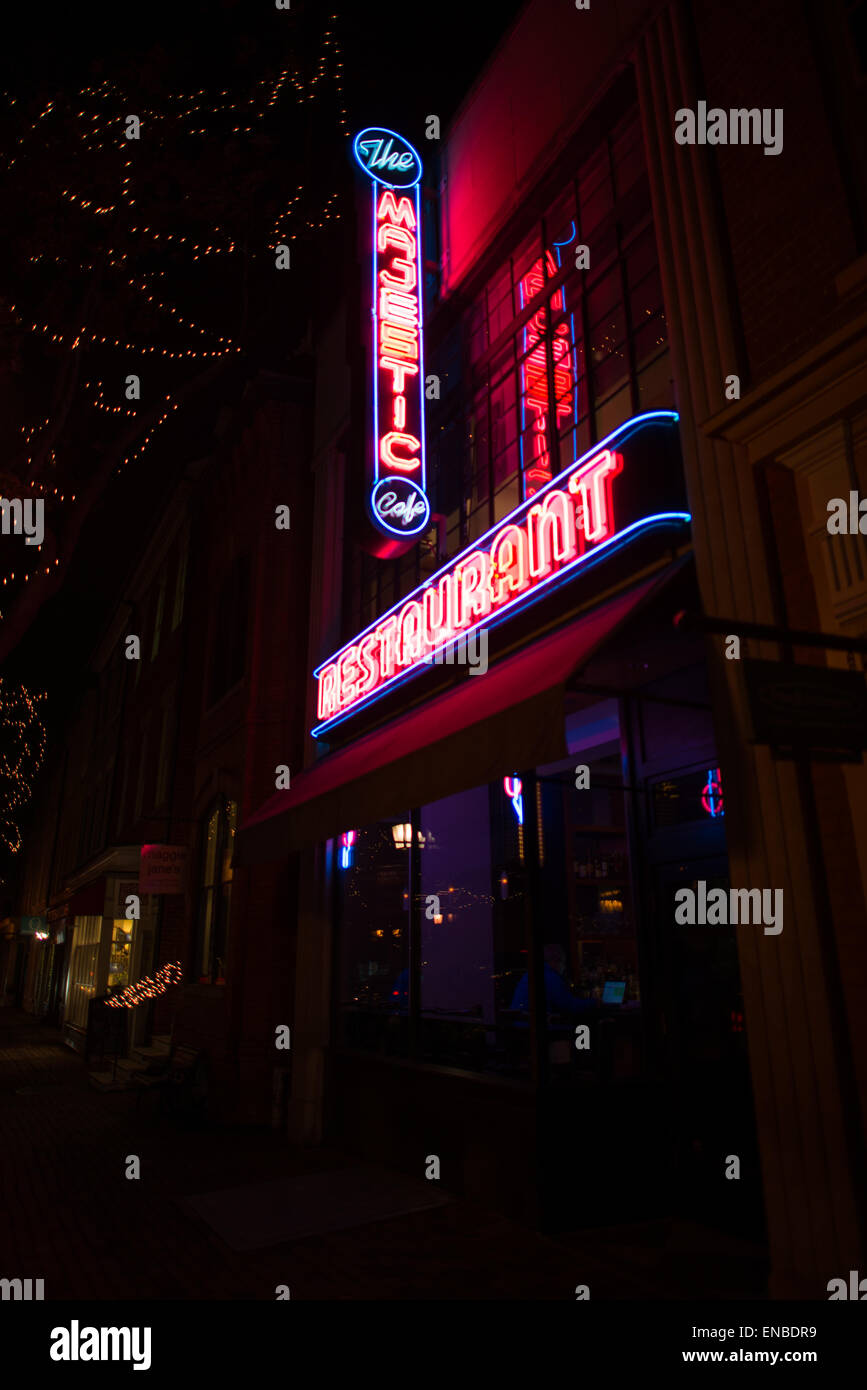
(353, 127, 430, 554)
(312, 412, 689, 735)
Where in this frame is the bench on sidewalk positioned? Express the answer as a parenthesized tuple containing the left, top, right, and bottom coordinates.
(131, 1044, 207, 1119)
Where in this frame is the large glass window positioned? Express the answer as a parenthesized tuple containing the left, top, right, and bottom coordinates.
(65, 916, 102, 1029)
(332, 701, 654, 1085)
(107, 919, 135, 991)
(421, 101, 670, 560)
(335, 816, 412, 1056)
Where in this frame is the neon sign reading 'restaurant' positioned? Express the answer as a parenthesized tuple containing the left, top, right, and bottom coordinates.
(313, 413, 690, 735)
(353, 128, 430, 546)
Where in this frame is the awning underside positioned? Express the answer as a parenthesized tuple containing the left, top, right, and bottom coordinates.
(236, 572, 669, 863)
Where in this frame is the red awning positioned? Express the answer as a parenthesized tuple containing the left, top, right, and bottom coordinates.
(236, 571, 672, 862)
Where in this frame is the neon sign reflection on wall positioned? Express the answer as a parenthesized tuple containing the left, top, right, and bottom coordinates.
(519, 243, 577, 499)
(353, 128, 430, 551)
(701, 768, 724, 818)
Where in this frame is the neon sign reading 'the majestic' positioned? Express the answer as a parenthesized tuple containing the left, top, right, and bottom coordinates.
(353, 128, 430, 551)
(312, 412, 690, 735)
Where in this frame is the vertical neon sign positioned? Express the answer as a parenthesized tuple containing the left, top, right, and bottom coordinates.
(353, 128, 431, 553)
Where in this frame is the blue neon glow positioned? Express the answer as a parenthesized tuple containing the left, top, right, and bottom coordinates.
(312, 508, 690, 737)
(367, 166, 428, 541)
(315, 410, 679, 683)
(702, 768, 724, 819)
(312, 412, 687, 738)
(504, 777, 524, 825)
(353, 127, 423, 189)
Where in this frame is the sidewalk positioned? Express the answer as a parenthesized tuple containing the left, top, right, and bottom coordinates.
(0, 1008, 767, 1300)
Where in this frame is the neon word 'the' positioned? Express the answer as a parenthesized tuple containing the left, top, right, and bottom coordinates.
(315, 446, 623, 726)
(353, 128, 430, 547)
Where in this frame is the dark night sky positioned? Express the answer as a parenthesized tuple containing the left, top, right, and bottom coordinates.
(0, 0, 527, 881)
(1, 0, 527, 134)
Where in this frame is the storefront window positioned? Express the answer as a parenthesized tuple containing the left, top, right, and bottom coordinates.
(423, 97, 672, 546)
(107, 919, 134, 991)
(196, 799, 236, 984)
(65, 916, 102, 1029)
(419, 786, 518, 1075)
(336, 816, 411, 1055)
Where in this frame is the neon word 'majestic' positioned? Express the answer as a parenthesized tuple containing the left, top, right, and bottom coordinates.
(353, 128, 430, 547)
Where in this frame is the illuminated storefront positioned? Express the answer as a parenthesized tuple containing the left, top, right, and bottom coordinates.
(238, 91, 758, 1236)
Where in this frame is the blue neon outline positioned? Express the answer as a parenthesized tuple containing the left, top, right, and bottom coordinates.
(504, 778, 524, 825)
(370, 477, 431, 537)
(316, 410, 679, 679)
(368, 179, 430, 540)
(353, 127, 423, 189)
(312, 505, 690, 736)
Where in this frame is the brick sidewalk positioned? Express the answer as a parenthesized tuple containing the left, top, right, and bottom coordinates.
(0, 1008, 766, 1300)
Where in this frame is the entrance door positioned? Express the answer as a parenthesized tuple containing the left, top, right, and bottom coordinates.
(650, 853, 765, 1241)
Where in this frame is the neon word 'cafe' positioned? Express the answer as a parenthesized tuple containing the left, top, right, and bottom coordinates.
(238, 126, 734, 1230)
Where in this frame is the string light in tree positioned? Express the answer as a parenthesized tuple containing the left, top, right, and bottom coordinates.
(0, 680, 47, 855)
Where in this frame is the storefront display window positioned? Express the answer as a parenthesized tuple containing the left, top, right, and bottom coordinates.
(65, 916, 102, 1030)
(336, 816, 411, 1056)
(107, 918, 135, 991)
(419, 785, 527, 1075)
(332, 699, 656, 1085)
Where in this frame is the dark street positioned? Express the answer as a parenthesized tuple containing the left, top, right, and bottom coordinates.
(0, 1007, 767, 1301)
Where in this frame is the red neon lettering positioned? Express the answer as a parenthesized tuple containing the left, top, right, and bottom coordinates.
(380, 358, 418, 393)
(423, 574, 459, 648)
(338, 645, 361, 708)
(357, 632, 380, 695)
(568, 449, 623, 543)
(379, 255, 417, 294)
(318, 664, 338, 721)
(490, 524, 530, 606)
(455, 551, 493, 627)
(527, 490, 578, 578)
(393, 396, 406, 429)
(379, 288, 418, 328)
(377, 223, 415, 258)
(380, 322, 418, 361)
(398, 601, 424, 665)
(377, 190, 417, 229)
(376, 615, 399, 679)
(520, 251, 575, 499)
(380, 432, 421, 472)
